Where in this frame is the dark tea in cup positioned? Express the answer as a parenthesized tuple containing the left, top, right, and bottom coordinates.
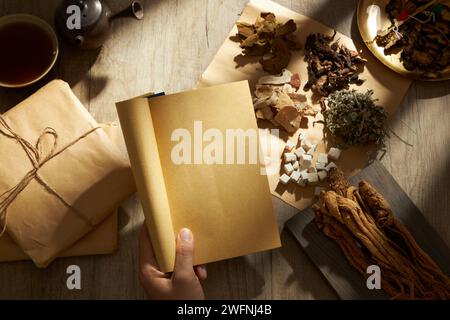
(0, 14, 58, 88)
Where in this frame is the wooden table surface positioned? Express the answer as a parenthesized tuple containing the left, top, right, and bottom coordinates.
(0, 0, 449, 300)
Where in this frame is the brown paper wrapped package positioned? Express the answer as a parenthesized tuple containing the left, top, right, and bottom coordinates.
(0, 80, 136, 267)
(196, 0, 412, 212)
(0, 124, 123, 263)
(0, 211, 118, 262)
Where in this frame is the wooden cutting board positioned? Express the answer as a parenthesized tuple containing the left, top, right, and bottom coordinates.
(286, 161, 450, 300)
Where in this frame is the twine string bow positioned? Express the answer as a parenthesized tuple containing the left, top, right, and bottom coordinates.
(0, 116, 100, 236)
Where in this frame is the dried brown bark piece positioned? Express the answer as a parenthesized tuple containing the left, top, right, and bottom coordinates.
(236, 22, 255, 38)
(273, 106, 302, 133)
(303, 32, 366, 97)
(290, 73, 301, 90)
(236, 12, 301, 74)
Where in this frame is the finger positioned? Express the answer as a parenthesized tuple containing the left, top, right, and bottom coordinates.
(139, 223, 166, 278)
(194, 264, 208, 281)
(173, 228, 195, 279)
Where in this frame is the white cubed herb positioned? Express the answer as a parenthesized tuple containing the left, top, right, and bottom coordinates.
(285, 140, 296, 151)
(290, 170, 301, 183)
(317, 153, 328, 165)
(300, 154, 312, 167)
(279, 173, 290, 185)
(316, 162, 327, 171)
(328, 147, 342, 161)
(325, 162, 337, 172)
(284, 163, 294, 175)
(284, 152, 297, 163)
(306, 172, 319, 184)
(294, 147, 306, 159)
(318, 170, 328, 181)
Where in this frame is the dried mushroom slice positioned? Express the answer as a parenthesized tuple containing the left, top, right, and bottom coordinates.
(274, 91, 295, 110)
(288, 92, 307, 103)
(235, 12, 301, 74)
(260, 37, 292, 75)
(236, 22, 255, 38)
(253, 92, 278, 110)
(252, 69, 312, 134)
(254, 85, 275, 98)
(241, 33, 259, 47)
(276, 19, 297, 37)
(258, 69, 293, 85)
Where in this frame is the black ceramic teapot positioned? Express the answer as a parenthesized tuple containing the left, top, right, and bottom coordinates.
(55, 0, 143, 50)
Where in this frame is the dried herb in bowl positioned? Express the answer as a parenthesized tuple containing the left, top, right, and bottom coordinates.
(375, 0, 450, 78)
(324, 89, 387, 146)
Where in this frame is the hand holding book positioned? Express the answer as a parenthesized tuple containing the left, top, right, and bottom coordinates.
(117, 81, 281, 272)
(139, 225, 206, 300)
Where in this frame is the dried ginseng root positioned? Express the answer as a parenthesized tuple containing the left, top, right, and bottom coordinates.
(325, 192, 424, 294)
(358, 180, 450, 299)
(314, 167, 450, 299)
(314, 193, 415, 298)
(327, 167, 349, 197)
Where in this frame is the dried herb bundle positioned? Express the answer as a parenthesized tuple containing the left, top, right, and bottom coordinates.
(236, 12, 301, 74)
(304, 32, 367, 97)
(314, 168, 450, 299)
(324, 89, 387, 146)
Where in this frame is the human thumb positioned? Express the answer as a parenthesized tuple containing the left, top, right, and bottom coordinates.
(173, 228, 195, 278)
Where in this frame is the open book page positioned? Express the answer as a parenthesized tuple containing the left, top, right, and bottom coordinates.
(117, 81, 281, 272)
(117, 97, 176, 272)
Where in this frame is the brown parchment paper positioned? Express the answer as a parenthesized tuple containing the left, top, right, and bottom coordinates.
(0, 80, 136, 267)
(197, 0, 412, 211)
(0, 124, 122, 263)
(117, 81, 281, 272)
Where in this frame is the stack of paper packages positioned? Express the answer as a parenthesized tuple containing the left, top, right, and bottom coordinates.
(0, 80, 136, 267)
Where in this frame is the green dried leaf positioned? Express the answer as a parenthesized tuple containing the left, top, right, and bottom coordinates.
(324, 89, 387, 146)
